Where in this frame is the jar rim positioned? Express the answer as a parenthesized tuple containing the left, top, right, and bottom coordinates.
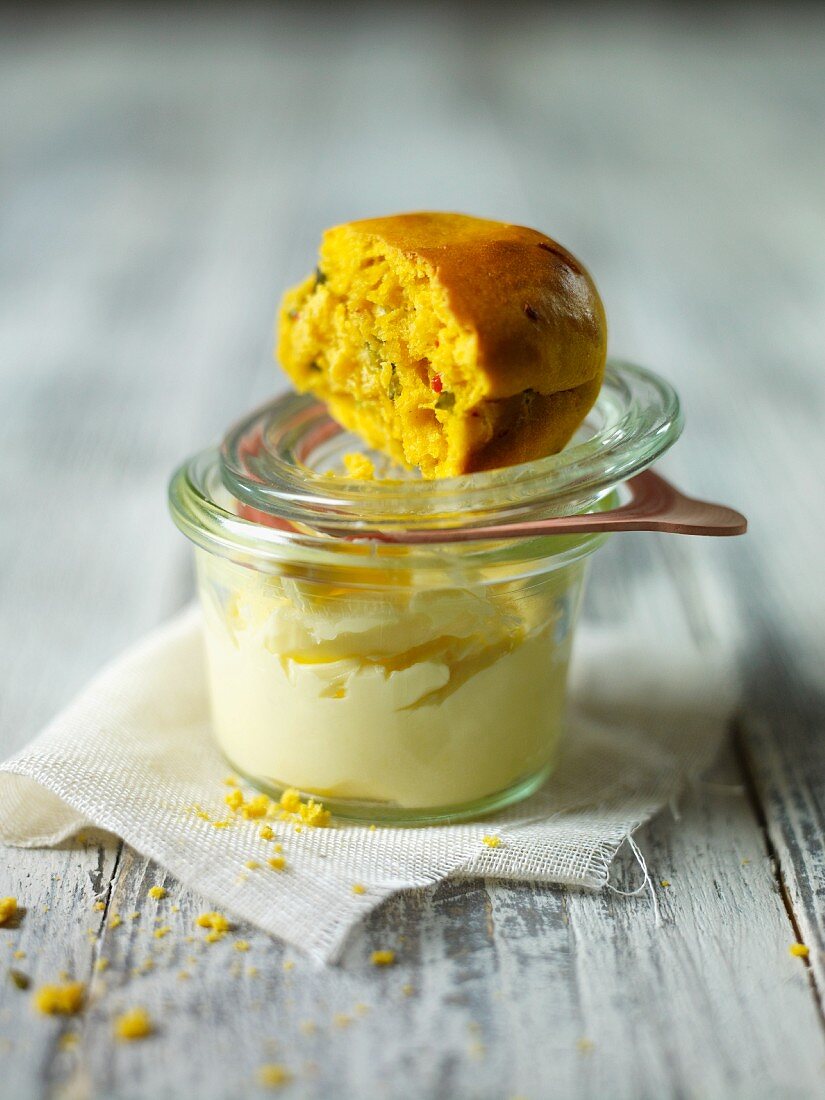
(168, 358, 681, 566)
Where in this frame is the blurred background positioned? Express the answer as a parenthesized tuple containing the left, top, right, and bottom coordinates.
(1, 1, 823, 750)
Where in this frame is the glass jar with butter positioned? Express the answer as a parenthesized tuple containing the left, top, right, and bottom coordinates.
(169, 360, 682, 824)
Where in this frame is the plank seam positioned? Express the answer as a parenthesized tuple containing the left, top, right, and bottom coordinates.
(731, 717, 825, 1030)
(87, 840, 124, 990)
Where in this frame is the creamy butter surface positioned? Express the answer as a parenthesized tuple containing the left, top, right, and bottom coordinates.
(198, 552, 582, 811)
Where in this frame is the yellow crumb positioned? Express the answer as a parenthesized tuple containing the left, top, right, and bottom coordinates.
(34, 981, 85, 1016)
(130, 911, 141, 920)
(177, 971, 190, 981)
(114, 1007, 153, 1041)
(354, 1002, 370, 1016)
(482, 835, 502, 848)
(247, 966, 259, 977)
(171, 905, 180, 913)
(109, 914, 122, 929)
(58, 1032, 79, 1051)
(154, 926, 171, 939)
(224, 775, 239, 787)
(197, 912, 233, 943)
(242, 794, 272, 820)
(351, 884, 366, 895)
(0, 897, 19, 925)
(268, 855, 287, 871)
(402, 983, 414, 996)
(294, 825, 303, 833)
(259, 825, 274, 841)
(342, 452, 376, 479)
(299, 800, 331, 827)
(370, 950, 395, 967)
(148, 886, 167, 900)
(299, 1020, 317, 1035)
(93, 901, 105, 911)
(333, 1013, 352, 1029)
(211, 820, 232, 829)
(742, 858, 751, 866)
(279, 788, 302, 813)
(245, 860, 261, 870)
(273, 843, 283, 853)
(258, 1064, 291, 1088)
(283, 960, 295, 972)
(94, 958, 109, 973)
(13, 949, 26, 960)
(660, 880, 671, 888)
(197, 912, 231, 933)
(577, 1037, 595, 1053)
(224, 788, 244, 811)
(790, 943, 810, 958)
(368, 824, 377, 832)
(234, 940, 250, 953)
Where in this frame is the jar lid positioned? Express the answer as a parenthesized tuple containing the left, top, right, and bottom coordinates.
(169, 359, 681, 554)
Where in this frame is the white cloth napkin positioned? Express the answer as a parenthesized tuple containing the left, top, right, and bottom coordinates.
(0, 592, 737, 963)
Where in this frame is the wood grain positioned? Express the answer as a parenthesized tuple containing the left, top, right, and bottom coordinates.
(1, 4, 824, 1098)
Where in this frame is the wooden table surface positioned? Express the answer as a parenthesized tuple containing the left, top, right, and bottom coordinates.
(2, 5, 824, 1098)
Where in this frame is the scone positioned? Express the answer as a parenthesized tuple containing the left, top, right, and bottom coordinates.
(277, 212, 607, 478)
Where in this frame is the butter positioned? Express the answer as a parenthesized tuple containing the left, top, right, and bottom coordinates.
(198, 550, 580, 812)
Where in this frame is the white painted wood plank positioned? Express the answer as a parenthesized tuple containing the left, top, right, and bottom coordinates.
(5, 750, 820, 1100)
(0, 835, 120, 1100)
(2, 4, 825, 1098)
(489, 750, 823, 1100)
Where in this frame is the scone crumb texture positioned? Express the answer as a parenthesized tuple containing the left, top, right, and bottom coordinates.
(34, 981, 85, 1016)
(114, 1007, 153, 1041)
(370, 950, 396, 966)
(0, 897, 19, 925)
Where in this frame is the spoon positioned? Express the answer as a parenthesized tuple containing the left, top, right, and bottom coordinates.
(361, 468, 747, 544)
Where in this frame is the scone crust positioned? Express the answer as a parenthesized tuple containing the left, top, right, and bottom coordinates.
(341, 212, 607, 401)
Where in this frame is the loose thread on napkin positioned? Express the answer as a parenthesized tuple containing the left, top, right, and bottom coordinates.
(607, 833, 662, 928)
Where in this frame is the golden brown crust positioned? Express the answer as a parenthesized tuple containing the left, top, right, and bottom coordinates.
(346, 212, 607, 401)
(463, 375, 604, 473)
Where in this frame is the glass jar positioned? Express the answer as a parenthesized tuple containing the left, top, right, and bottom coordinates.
(169, 360, 681, 824)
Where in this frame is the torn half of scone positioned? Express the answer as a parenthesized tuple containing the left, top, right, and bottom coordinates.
(276, 213, 607, 479)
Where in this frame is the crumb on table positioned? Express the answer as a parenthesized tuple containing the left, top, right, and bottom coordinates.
(33, 981, 85, 1016)
(114, 1007, 153, 1041)
(0, 897, 19, 925)
(370, 950, 395, 967)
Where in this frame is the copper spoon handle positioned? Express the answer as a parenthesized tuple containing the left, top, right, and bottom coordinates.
(365, 469, 747, 544)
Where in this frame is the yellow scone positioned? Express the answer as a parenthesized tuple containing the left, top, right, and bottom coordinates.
(277, 212, 607, 478)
